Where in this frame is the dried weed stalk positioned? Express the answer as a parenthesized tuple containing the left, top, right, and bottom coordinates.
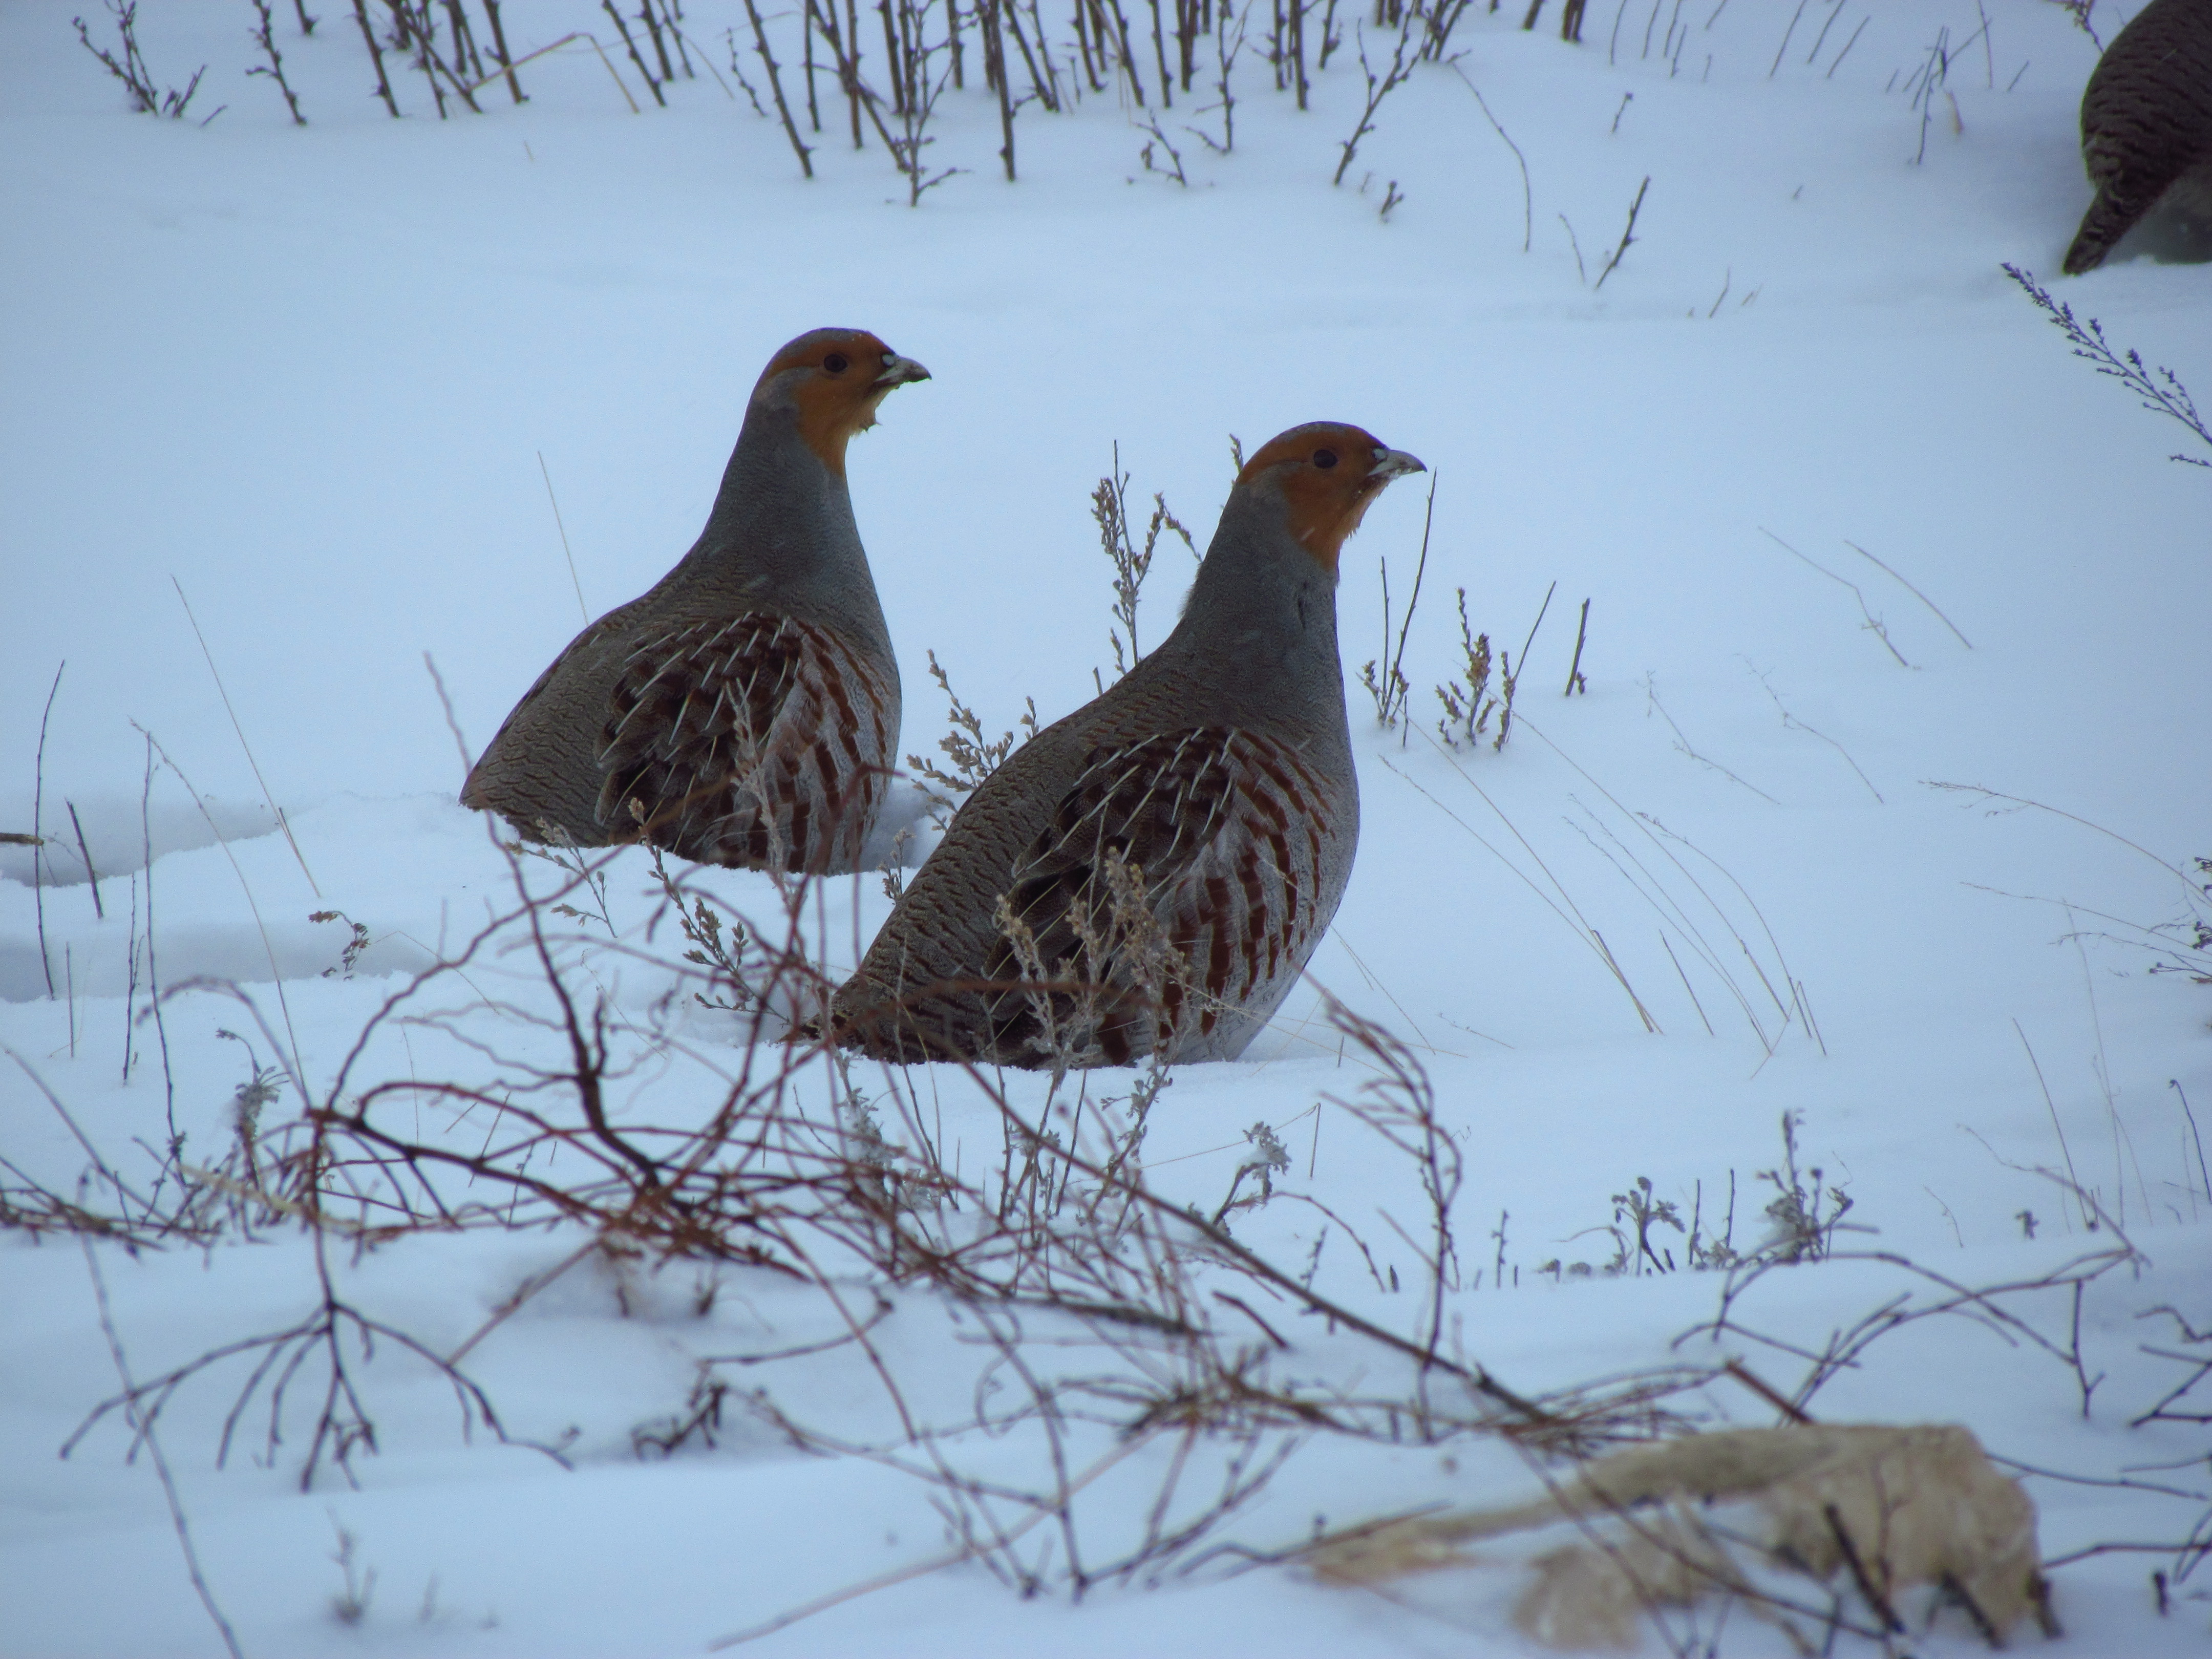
(1356, 469, 1435, 736)
(1093, 442, 1196, 682)
(1433, 587, 1497, 748)
(73, 0, 211, 119)
(2006, 264, 2212, 469)
(905, 648, 1039, 822)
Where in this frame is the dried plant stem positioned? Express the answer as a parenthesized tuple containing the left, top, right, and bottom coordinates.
(479, 0, 525, 101)
(131, 727, 305, 1085)
(981, 0, 1017, 177)
(535, 451, 589, 625)
(2005, 264, 2212, 468)
(950, 1049, 1553, 1423)
(1592, 175, 1650, 290)
(141, 733, 177, 1133)
(708, 1429, 1162, 1647)
(1333, 16, 1419, 187)
(1003, 0, 1058, 110)
(33, 661, 62, 998)
(1387, 739, 1663, 1033)
(350, 0, 402, 115)
(743, 0, 815, 175)
(1844, 541, 1970, 649)
(1760, 529, 1910, 668)
(74, 1, 211, 119)
(172, 578, 322, 896)
(246, 0, 309, 123)
(1494, 579, 1554, 749)
(67, 800, 103, 918)
(1451, 63, 1531, 253)
(1373, 470, 1437, 742)
(79, 1237, 248, 1659)
(603, 0, 668, 104)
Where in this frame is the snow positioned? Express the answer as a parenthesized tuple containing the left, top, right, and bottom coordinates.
(4, 0, 2210, 1653)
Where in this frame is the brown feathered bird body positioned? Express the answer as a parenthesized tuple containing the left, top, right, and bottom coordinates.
(2066, 0, 2212, 273)
(462, 329, 925, 872)
(833, 423, 1422, 1069)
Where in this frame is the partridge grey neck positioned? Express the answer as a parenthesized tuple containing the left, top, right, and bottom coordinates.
(1144, 476, 1353, 745)
(688, 403, 893, 654)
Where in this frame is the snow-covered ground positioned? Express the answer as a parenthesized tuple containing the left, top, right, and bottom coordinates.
(4, 1, 2209, 1653)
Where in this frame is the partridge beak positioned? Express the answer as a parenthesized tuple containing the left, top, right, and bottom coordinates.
(875, 354, 931, 390)
(1371, 447, 1425, 481)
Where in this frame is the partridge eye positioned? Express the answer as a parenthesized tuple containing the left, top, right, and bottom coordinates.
(823, 352, 850, 374)
(1312, 448, 1338, 470)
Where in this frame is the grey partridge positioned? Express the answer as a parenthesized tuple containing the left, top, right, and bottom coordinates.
(2065, 0, 2212, 274)
(462, 328, 928, 873)
(832, 422, 1423, 1069)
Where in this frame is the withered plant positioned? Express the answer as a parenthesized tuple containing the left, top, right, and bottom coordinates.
(19, 797, 2206, 1652)
(2005, 265, 2212, 469)
(1332, 8, 1422, 186)
(20, 814, 1759, 1634)
(1092, 442, 1196, 680)
(246, 0, 309, 123)
(1433, 585, 1497, 748)
(905, 648, 1039, 823)
(73, 1, 211, 119)
(1356, 468, 1436, 735)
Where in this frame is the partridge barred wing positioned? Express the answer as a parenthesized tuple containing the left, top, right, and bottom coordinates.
(985, 728, 1339, 1066)
(598, 612, 895, 872)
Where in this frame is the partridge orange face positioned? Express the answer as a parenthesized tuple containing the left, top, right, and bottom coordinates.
(756, 327, 931, 474)
(1238, 421, 1425, 570)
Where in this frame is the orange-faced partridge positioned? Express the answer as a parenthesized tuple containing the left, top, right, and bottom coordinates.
(462, 328, 927, 873)
(2064, 0, 2212, 274)
(832, 422, 1423, 1069)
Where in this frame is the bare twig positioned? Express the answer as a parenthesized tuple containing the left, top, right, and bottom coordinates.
(79, 1239, 249, 1659)
(1592, 176, 1650, 290)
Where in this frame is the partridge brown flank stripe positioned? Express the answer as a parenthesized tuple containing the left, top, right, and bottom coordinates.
(460, 327, 926, 873)
(832, 421, 1423, 1068)
(2064, 0, 2212, 275)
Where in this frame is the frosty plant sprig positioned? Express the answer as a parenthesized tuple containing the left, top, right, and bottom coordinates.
(72, 0, 211, 121)
(2005, 263, 2212, 470)
(1092, 441, 1196, 683)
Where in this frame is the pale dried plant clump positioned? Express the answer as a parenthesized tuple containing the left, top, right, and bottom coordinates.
(1309, 1423, 2050, 1652)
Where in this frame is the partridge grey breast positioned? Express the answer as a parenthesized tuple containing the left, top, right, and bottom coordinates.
(2065, 0, 2212, 274)
(832, 422, 1423, 1069)
(460, 328, 927, 873)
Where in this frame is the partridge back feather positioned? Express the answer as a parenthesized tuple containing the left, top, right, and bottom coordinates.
(982, 727, 1344, 1067)
(2065, 0, 2212, 274)
(600, 611, 897, 869)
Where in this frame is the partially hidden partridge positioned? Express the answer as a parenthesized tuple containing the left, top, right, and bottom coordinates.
(832, 422, 1423, 1069)
(461, 328, 927, 873)
(2064, 0, 2212, 274)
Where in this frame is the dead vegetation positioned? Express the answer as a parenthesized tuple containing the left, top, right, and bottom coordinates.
(12, 810, 2203, 1653)
(1309, 1423, 2055, 1652)
(60, 0, 1594, 216)
(904, 648, 1038, 824)
(2005, 265, 2212, 471)
(72, 0, 212, 121)
(1092, 442, 1196, 684)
